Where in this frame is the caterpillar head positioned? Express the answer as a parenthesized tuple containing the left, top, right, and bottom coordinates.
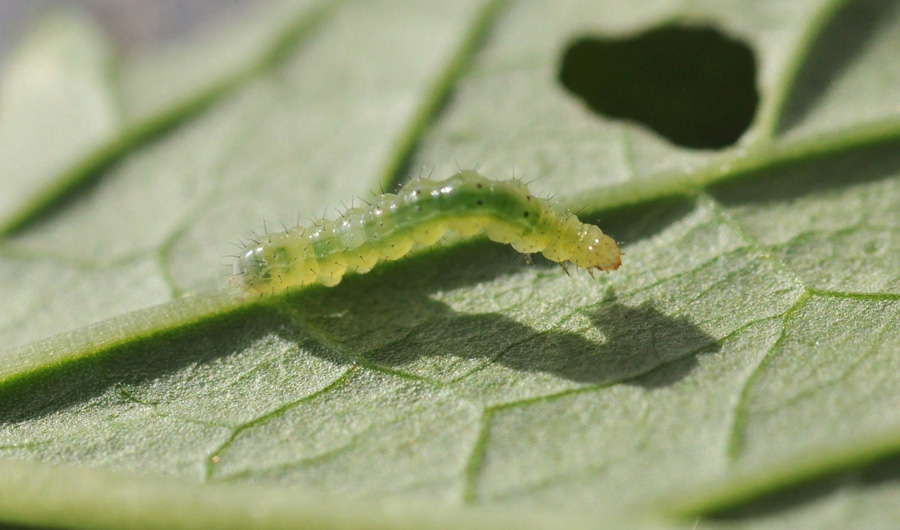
(233, 246, 267, 291)
(569, 224, 622, 272)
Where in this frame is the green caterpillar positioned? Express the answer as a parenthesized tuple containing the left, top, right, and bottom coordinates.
(233, 170, 622, 294)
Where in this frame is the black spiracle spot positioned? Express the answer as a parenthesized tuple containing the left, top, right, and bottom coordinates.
(273, 247, 290, 265)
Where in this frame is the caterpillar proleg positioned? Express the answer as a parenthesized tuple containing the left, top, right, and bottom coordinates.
(233, 171, 622, 294)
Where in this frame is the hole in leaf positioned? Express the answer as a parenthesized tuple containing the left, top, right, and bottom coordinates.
(558, 25, 758, 149)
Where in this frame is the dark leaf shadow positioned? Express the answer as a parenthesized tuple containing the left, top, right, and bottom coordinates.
(0, 306, 329, 425)
(291, 243, 720, 387)
(353, 297, 716, 387)
(0, 235, 718, 427)
(710, 139, 900, 207)
(777, 0, 900, 134)
(581, 195, 698, 248)
(0, 189, 713, 427)
(703, 451, 900, 520)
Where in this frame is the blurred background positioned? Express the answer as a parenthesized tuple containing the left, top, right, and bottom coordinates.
(1, 1, 249, 61)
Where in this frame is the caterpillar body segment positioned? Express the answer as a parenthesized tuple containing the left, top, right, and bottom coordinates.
(234, 171, 622, 293)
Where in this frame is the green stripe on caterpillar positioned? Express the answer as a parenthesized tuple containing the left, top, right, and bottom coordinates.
(233, 170, 622, 294)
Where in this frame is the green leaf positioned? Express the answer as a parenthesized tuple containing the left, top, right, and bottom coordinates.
(0, 10, 118, 232)
(3, 0, 900, 528)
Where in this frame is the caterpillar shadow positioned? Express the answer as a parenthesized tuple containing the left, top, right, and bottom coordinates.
(0, 238, 715, 428)
(291, 241, 719, 387)
(362, 299, 714, 386)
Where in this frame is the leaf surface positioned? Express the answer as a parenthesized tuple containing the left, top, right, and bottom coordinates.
(2, 1, 900, 529)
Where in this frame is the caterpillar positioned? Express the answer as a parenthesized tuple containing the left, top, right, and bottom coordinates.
(233, 170, 622, 294)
